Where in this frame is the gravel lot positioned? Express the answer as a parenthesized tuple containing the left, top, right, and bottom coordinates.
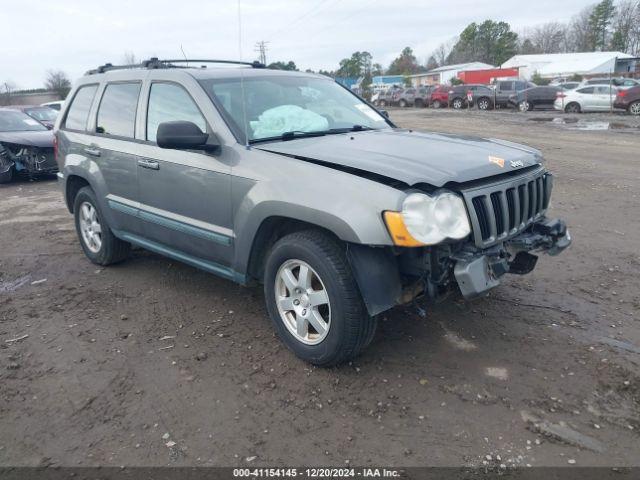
(1, 108, 639, 468)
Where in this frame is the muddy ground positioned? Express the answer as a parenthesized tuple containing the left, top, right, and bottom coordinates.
(1, 108, 639, 468)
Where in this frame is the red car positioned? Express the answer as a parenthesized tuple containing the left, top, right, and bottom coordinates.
(429, 85, 449, 108)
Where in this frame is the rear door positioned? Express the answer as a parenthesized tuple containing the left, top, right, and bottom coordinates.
(135, 79, 234, 270)
(80, 81, 144, 235)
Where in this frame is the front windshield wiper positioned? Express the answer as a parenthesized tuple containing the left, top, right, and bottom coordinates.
(249, 125, 376, 145)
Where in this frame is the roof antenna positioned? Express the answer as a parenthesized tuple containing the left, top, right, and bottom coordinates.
(180, 45, 189, 67)
(238, 0, 249, 149)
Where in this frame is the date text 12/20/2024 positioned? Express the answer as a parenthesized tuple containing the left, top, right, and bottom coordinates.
(233, 468, 402, 478)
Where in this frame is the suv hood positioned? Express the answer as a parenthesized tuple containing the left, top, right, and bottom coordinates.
(256, 129, 543, 187)
(0, 130, 54, 148)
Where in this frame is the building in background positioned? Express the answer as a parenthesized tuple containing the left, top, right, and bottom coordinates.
(371, 75, 404, 91)
(501, 52, 635, 81)
(409, 62, 494, 86)
(457, 67, 519, 84)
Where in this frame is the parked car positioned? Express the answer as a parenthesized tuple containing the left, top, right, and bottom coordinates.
(5, 105, 58, 129)
(554, 85, 619, 113)
(579, 77, 639, 90)
(558, 82, 580, 91)
(0, 108, 57, 183)
(613, 85, 640, 115)
(508, 86, 562, 112)
(372, 88, 400, 107)
(429, 85, 450, 108)
(41, 100, 65, 111)
(493, 80, 536, 108)
(448, 84, 494, 110)
(56, 58, 571, 366)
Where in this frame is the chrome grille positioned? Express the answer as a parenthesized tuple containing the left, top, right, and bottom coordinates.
(461, 168, 552, 248)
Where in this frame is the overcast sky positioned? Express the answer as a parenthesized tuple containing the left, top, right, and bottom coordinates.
(2, 0, 592, 89)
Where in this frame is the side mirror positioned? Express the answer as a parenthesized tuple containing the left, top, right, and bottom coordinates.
(156, 121, 218, 152)
(380, 110, 389, 118)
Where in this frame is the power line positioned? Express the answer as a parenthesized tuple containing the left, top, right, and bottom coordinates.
(267, 0, 338, 42)
(254, 40, 269, 65)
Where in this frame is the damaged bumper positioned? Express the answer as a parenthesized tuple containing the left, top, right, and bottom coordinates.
(453, 217, 571, 299)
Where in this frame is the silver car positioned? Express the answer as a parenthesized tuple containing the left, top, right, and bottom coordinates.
(55, 58, 571, 366)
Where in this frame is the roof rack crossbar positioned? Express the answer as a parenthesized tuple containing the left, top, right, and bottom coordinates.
(85, 57, 265, 75)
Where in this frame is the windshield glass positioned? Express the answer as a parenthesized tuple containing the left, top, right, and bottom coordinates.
(0, 110, 48, 132)
(25, 107, 57, 122)
(199, 75, 390, 143)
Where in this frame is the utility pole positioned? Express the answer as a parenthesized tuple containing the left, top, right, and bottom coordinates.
(254, 41, 269, 65)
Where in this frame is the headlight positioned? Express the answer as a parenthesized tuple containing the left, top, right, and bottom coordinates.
(384, 192, 471, 246)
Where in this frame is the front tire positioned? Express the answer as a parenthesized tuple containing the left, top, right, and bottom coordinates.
(0, 165, 14, 184)
(518, 100, 531, 112)
(432, 100, 441, 109)
(477, 97, 491, 110)
(399, 99, 407, 107)
(264, 230, 375, 367)
(452, 98, 464, 109)
(73, 186, 130, 265)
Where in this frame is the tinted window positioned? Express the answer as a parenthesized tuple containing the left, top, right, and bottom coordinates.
(96, 83, 141, 137)
(65, 85, 98, 131)
(595, 86, 615, 94)
(577, 87, 595, 94)
(500, 81, 514, 91)
(147, 83, 207, 143)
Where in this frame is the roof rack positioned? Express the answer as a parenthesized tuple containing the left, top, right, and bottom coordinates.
(85, 57, 265, 75)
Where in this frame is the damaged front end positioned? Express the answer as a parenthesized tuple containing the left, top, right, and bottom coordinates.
(349, 166, 571, 316)
(392, 216, 571, 307)
(401, 166, 571, 303)
(0, 141, 57, 183)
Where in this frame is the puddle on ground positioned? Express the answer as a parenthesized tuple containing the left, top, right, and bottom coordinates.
(528, 117, 640, 131)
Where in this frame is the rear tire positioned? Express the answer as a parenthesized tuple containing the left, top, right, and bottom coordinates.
(399, 99, 407, 108)
(379, 100, 386, 107)
(264, 230, 375, 367)
(452, 98, 464, 109)
(629, 101, 640, 116)
(73, 186, 130, 266)
(432, 100, 441, 109)
(565, 102, 581, 113)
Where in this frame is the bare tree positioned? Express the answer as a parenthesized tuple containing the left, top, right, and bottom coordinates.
(529, 22, 568, 53)
(431, 40, 454, 68)
(44, 70, 72, 99)
(0, 81, 18, 105)
(122, 51, 137, 65)
(566, 5, 596, 52)
(610, 0, 640, 54)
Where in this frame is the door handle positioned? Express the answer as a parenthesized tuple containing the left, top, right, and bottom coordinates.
(84, 147, 101, 157)
(138, 159, 160, 170)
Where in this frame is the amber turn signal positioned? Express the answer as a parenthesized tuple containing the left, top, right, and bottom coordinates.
(383, 211, 425, 247)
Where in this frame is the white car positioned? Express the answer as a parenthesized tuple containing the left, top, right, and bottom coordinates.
(554, 85, 619, 113)
(40, 100, 65, 111)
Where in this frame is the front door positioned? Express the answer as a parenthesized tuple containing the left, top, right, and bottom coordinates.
(136, 82, 234, 273)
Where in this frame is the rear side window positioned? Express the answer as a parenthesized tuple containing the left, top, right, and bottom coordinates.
(96, 83, 141, 137)
(65, 85, 98, 131)
(577, 87, 595, 94)
(146, 83, 207, 142)
(500, 81, 514, 91)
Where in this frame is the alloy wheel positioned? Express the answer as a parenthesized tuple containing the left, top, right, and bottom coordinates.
(630, 102, 640, 115)
(79, 201, 103, 253)
(275, 259, 331, 345)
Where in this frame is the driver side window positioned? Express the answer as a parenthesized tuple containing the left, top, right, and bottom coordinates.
(147, 83, 207, 143)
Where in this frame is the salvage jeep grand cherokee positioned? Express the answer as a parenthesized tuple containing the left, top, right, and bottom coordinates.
(55, 58, 571, 366)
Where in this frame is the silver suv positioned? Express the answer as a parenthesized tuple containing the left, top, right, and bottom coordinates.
(55, 58, 571, 366)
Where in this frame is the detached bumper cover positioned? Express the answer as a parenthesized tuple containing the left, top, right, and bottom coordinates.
(454, 217, 571, 299)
